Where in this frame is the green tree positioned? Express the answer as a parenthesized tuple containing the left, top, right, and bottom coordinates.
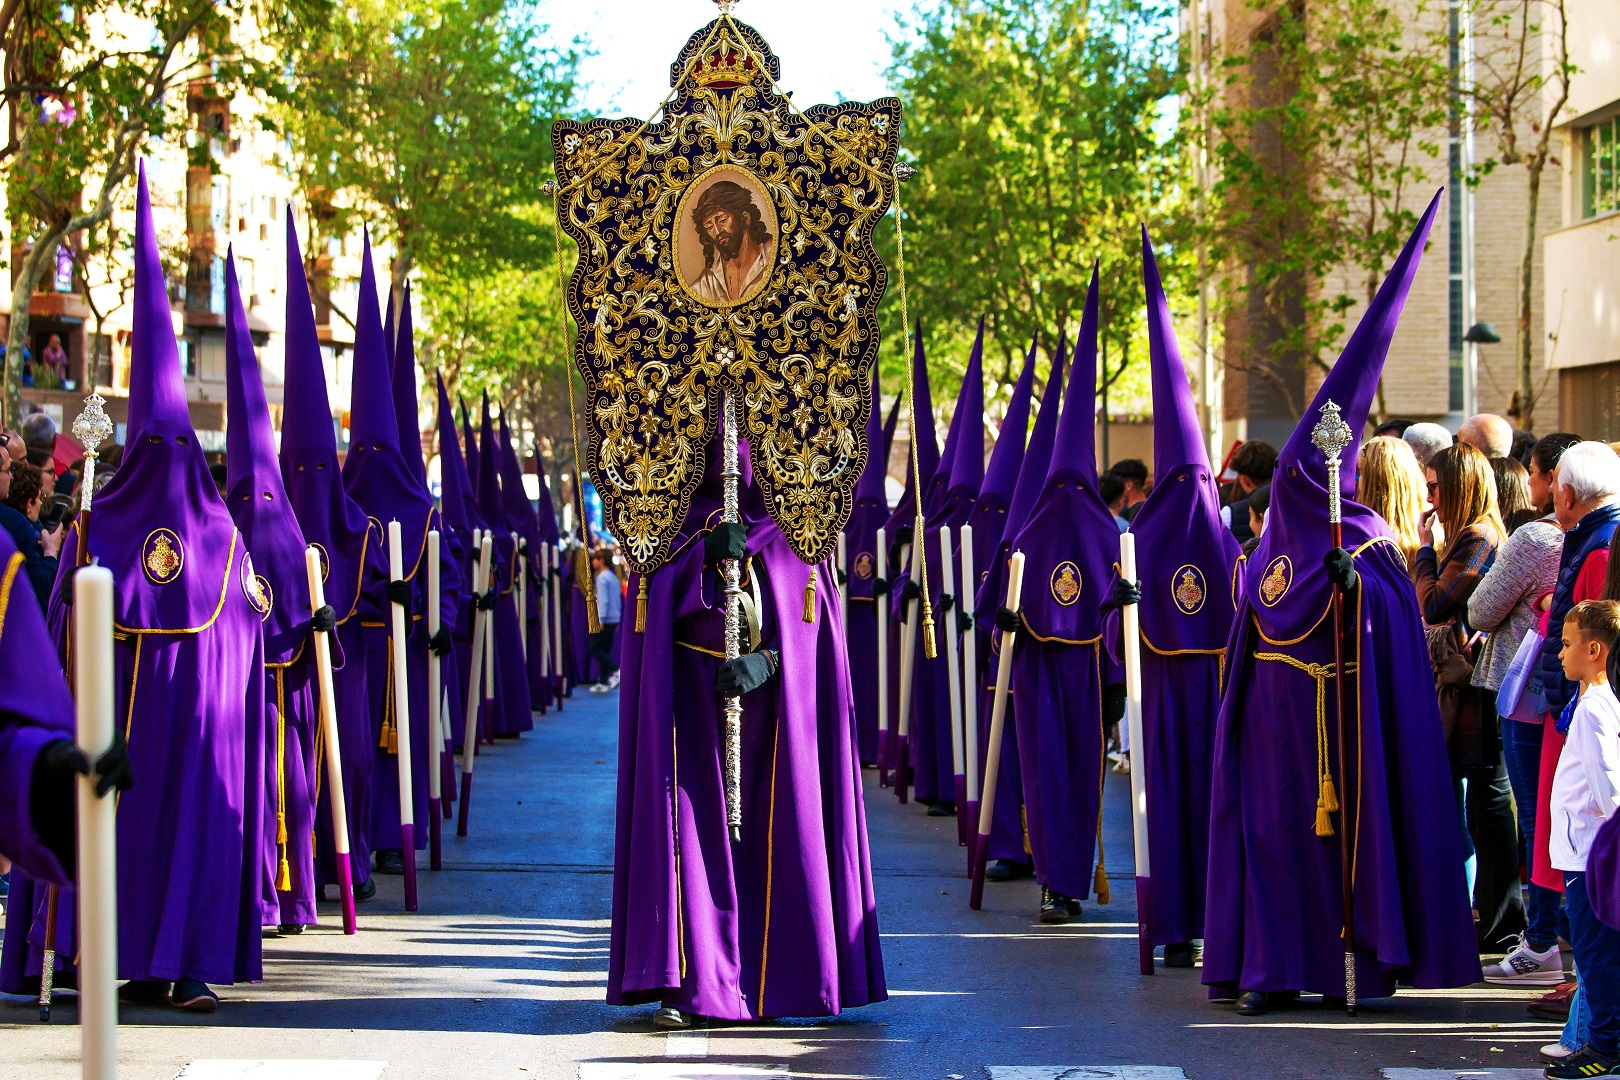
(884, 0, 1180, 422)
(1205, 0, 1450, 419)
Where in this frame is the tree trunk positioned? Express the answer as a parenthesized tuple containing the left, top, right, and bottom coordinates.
(1518, 161, 1542, 433)
(4, 220, 71, 424)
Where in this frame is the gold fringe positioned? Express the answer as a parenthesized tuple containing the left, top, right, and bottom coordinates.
(803, 568, 817, 624)
(275, 670, 292, 892)
(1316, 799, 1335, 838)
(1320, 774, 1340, 814)
(636, 575, 649, 633)
(580, 546, 602, 634)
(921, 600, 937, 659)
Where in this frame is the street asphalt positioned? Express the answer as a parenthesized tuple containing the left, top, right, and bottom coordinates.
(1, 685, 1563, 1079)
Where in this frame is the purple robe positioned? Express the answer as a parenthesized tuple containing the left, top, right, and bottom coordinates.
(843, 366, 890, 765)
(436, 374, 483, 750)
(1203, 193, 1480, 998)
(608, 438, 885, 1020)
(1008, 277, 1120, 903)
(474, 397, 533, 736)
(497, 411, 548, 711)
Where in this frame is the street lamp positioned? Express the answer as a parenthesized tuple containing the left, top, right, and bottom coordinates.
(1463, 322, 1499, 418)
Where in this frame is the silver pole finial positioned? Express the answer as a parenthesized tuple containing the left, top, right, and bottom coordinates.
(714, 0, 739, 13)
(72, 392, 114, 513)
(1310, 398, 1353, 526)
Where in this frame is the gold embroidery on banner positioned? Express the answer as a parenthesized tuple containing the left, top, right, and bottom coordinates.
(1259, 555, 1292, 607)
(552, 16, 900, 574)
(142, 529, 184, 585)
(1050, 561, 1081, 607)
(1172, 564, 1207, 615)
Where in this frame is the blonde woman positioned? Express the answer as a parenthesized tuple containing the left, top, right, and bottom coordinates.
(1356, 435, 1427, 569)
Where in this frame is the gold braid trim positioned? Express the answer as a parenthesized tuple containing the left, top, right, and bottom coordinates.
(1253, 651, 1359, 837)
(274, 667, 291, 892)
(0, 552, 22, 638)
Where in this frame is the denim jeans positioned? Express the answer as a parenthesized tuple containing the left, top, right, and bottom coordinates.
(1564, 976, 1589, 1052)
(1566, 872, 1620, 1058)
(1503, 717, 1563, 951)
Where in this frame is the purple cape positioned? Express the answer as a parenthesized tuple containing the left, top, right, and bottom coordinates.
(608, 434, 885, 1019)
(843, 365, 890, 764)
(1203, 191, 1480, 997)
(498, 410, 550, 708)
(1007, 272, 1120, 901)
(279, 218, 384, 886)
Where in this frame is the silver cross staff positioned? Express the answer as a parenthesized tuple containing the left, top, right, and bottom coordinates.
(1310, 398, 1353, 528)
(72, 392, 114, 513)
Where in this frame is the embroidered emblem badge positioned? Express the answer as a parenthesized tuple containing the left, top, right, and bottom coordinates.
(854, 551, 875, 580)
(1172, 564, 1207, 615)
(142, 529, 184, 585)
(1051, 561, 1082, 606)
(310, 542, 330, 582)
(1260, 555, 1292, 607)
(241, 553, 273, 619)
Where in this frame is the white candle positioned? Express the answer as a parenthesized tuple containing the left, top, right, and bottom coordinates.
(940, 525, 965, 830)
(1119, 531, 1152, 974)
(971, 550, 1025, 909)
(386, 520, 418, 911)
(960, 526, 980, 808)
(427, 530, 443, 872)
(514, 532, 527, 660)
(458, 533, 493, 835)
(73, 566, 116, 1080)
(305, 546, 354, 933)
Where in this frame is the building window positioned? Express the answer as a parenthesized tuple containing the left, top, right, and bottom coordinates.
(1583, 116, 1620, 219)
(210, 256, 226, 315)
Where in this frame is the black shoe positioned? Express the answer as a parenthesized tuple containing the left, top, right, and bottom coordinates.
(1039, 887, 1081, 924)
(1235, 990, 1268, 1016)
(1545, 1045, 1620, 1077)
(118, 979, 171, 1007)
(278, 923, 304, 936)
(354, 877, 377, 902)
(927, 801, 956, 817)
(375, 850, 405, 876)
(653, 1006, 697, 1029)
(170, 979, 218, 1013)
(1164, 941, 1199, 968)
(985, 859, 1033, 883)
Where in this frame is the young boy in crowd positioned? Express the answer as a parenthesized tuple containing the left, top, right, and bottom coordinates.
(1545, 599, 1620, 1078)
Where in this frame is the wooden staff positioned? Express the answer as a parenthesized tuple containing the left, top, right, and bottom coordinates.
(386, 521, 418, 912)
(305, 548, 357, 933)
(538, 543, 552, 686)
(483, 540, 496, 748)
(970, 550, 1025, 910)
(875, 526, 890, 788)
(74, 565, 116, 1077)
(894, 539, 922, 803)
(1119, 532, 1152, 976)
(457, 532, 493, 836)
(940, 525, 967, 846)
(960, 525, 980, 875)
(551, 541, 566, 705)
(427, 530, 444, 871)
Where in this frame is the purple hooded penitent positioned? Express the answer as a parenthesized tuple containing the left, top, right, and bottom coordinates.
(843, 365, 891, 764)
(911, 322, 984, 810)
(461, 400, 481, 487)
(390, 283, 429, 490)
(474, 396, 533, 736)
(224, 249, 322, 928)
(17, 165, 266, 990)
(1006, 271, 1121, 904)
(881, 391, 902, 474)
(964, 335, 1038, 868)
(280, 218, 385, 889)
(436, 372, 483, 749)
(341, 232, 460, 853)
(608, 418, 886, 1020)
(1110, 230, 1241, 947)
(1203, 191, 1480, 999)
(498, 409, 549, 708)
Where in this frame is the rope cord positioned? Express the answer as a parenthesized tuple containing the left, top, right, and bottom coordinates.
(1254, 651, 1358, 837)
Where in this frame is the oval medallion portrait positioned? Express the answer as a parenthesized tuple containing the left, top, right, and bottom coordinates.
(241, 553, 273, 620)
(310, 541, 331, 583)
(1050, 560, 1082, 607)
(142, 528, 185, 585)
(1171, 564, 1207, 615)
(675, 165, 779, 310)
(1259, 554, 1292, 608)
(854, 551, 875, 581)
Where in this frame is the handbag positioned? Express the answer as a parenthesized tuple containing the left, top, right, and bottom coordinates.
(1496, 626, 1549, 722)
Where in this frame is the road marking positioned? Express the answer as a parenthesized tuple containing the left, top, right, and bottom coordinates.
(1381, 1071, 1543, 1079)
(664, 1031, 709, 1058)
(579, 1067, 788, 1079)
(176, 1064, 388, 1080)
(986, 1069, 1188, 1079)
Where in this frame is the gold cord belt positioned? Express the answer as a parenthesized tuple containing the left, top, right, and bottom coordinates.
(1254, 651, 1358, 838)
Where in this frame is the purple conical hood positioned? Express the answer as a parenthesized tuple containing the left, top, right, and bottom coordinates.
(536, 463, 561, 544)
(854, 365, 889, 508)
(476, 394, 503, 526)
(1247, 190, 1443, 639)
(461, 399, 480, 484)
(224, 247, 309, 660)
(1047, 265, 1100, 487)
(73, 162, 241, 632)
(125, 164, 188, 437)
(882, 324, 938, 534)
(390, 282, 427, 489)
(280, 218, 376, 624)
(962, 335, 1036, 576)
(340, 229, 435, 580)
(976, 335, 1065, 616)
(881, 389, 902, 468)
(383, 284, 396, 373)
(436, 373, 483, 537)
(1127, 229, 1241, 652)
(1011, 269, 1119, 642)
(945, 319, 986, 503)
(498, 408, 540, 545)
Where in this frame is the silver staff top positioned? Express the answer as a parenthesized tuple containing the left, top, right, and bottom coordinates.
(1310, 398, 1354, 526)
(72, 391, 115, 513)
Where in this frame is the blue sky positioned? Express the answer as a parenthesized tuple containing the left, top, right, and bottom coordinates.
(540, 1, 909, 116)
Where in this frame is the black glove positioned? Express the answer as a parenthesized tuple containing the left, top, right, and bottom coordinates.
(957, 608, 975, 634)
(1103, 684, 1126, 726)
(716, 648, 778, 697)
(898, 577, 921, 620)
(872, 575, 890, 596)
(550, 565, 563, 581)
(704, 522, 748, 567)
(1324, 547, 1358, 592)
(310, 604, 337, 634)
(427, 626, 454, 656)
(938, 592, 955, 613)
(995, 606, 1022, 633)
(385, 578, 412, 607)
(477, 586, 498, 611)
(836, 568, 848, 587)
(42, 728, 131, 798)
(887, 526, 914, 567)
(58, 563, 79, 606)
(1105, 577, 1141, 612)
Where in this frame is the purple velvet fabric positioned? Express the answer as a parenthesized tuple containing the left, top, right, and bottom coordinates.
(389, 284, 429, 490)
(497, 411, 548, 709)
(844, 365, 890, 764)
(474, 398, 533, 736)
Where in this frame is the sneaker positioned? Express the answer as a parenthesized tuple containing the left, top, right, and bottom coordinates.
(1544, 1045, 1620, 1078)
(589, 682, 610, 694)
(1108, 751, 1131, 774)
(1039, 887, 1081, 924)
(606, 671, 621, 690)
(653, 1006, 694, 1029)
(1544, 1044, 1577, 1065)
(1484, 936, 1564, 986)
(1164, 941, 1200, 968)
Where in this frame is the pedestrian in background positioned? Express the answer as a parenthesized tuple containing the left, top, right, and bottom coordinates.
(589, 546, 622, 693)
(1357, 434, 1428, 571)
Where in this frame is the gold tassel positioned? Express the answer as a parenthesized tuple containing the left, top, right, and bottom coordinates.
(387, 723, 398, 756)
(580, 546, 602, 634)
(1093, 828, 1111, 905)
(276, 852, 291, 893)
(1315, 797, 1335, 838)
(1320, 774, 1339, 814)
(277, 812, 289, 845)
(803, 568, 817, 624)
(636, 575, 649, 633)
(1021, 806, 1032, 856)
(921, 601, 937, 659)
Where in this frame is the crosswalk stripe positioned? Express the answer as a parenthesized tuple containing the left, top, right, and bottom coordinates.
(664, 1031, 709, 1059)
(176, 1063, 389, 1080)
(579, 1067, 788, 1079)
(1380, 1070, 1544, 1078)
(986, 1069, 1189, 1079)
